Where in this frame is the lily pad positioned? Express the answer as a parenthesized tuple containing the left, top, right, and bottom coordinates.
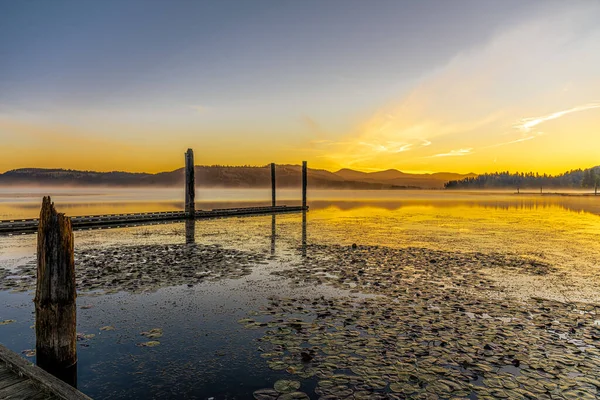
(274, 379, 301, 393)
(277, 392, 310, 400)
(141, 328, 163, 339)
(138, 341, 160, 347)
(100, 326, 116, 331)
(252, 388, 279, 400)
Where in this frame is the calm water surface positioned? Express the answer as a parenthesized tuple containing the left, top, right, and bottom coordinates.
(1, 188, 600, 398)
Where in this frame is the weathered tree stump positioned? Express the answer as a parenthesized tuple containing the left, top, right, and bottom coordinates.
(185, 148, 195, 218)
(35, 196, 77, 379)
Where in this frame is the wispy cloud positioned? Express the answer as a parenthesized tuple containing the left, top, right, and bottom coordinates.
(515, 103, 600, 132)
(429, 148, 473, 158)
(358, 141, 413, 153)
(484, 133, 543, 149)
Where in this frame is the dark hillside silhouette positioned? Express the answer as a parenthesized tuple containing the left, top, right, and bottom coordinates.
(445, 167, 600, 190)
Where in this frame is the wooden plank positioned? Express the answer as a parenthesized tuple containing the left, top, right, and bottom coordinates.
(0, 368, 14, 381)
(0, 345, 90, 399)
(0, 373, 24, 390)
(28, 391, 58, 400)
(0, 379, 41, 399)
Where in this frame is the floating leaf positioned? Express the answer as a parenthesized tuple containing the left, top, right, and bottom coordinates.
(274, 380, 300, 393)
(138, 341, 160, 347)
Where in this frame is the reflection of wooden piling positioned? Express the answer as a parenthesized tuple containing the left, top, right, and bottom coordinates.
(35, 197, 77, 384)
(185, 218, 195, 245)
(271, 163, 276, 207)
(270, 214, 276, 256)
(301, 209, 307, 258)
(185, 149, 195, 219)
(302, 161, 307, 209)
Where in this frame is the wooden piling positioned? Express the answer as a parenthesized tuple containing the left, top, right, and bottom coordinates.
(185, 149, 195, 218)
(302, 161, 307, 209)
(271, 163, 276, 207)
(35, 197, 77, 379)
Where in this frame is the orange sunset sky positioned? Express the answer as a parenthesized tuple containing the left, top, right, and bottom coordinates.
(1, 1, 599, 175)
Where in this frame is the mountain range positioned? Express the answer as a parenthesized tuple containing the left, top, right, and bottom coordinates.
(0, 166, 476, 189)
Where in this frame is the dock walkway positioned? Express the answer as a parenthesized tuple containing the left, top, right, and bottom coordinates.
(0, 205, 307, 235)
(0, 344, 91, 400)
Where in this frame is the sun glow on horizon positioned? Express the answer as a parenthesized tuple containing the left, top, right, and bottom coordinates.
(1, 1, 600, 176)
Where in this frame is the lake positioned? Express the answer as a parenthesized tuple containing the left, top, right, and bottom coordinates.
(1, 188, 600, 399)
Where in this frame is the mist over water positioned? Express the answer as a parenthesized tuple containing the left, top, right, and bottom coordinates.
(2, 188, 600, 398)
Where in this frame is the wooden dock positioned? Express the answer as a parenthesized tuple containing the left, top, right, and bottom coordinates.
(0, 205, 307, 235)
(0, 344, 91, 400)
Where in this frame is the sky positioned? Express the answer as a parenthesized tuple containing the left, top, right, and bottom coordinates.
(1, 0, 599, 174)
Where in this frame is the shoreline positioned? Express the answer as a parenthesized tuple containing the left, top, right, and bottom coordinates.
(514, 192, 599, 197)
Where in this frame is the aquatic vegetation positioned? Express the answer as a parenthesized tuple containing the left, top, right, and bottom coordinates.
(0, 243, 266, 294)
(141, 328, 163, 339)
(0, 319, 16, 325)
(138, 341, 160, 348)
(273, 379, 301, 393)
(241, 244, 600, 399)
(77, 333, 96, 341)
(21, 349, 35, 357)
(100, 325, 116, 331)
(254, 380, 307, 399)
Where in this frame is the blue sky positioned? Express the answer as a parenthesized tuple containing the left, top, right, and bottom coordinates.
(1, 0, 599, 173)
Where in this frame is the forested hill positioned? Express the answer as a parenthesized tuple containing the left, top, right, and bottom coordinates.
(445, 167, 600, 189)
(0, 165, 473, 189)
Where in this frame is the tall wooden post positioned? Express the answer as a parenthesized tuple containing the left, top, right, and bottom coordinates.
(302, 161, 307, 209)
(35, 197, 77, 383)
(185, 149, 195, 219)
(271, 163, 276, 207)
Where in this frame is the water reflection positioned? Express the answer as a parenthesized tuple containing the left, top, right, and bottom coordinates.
(185, 219, 195, 245)
(270, 215, 276, 256)
(302, 210, 307, 258)
(309, 197, 600, 216)
(36, 360, 78, 389)
(3, 191, 600, 220)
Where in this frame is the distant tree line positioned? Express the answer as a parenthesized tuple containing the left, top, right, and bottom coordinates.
(445, 167, 600, 190)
